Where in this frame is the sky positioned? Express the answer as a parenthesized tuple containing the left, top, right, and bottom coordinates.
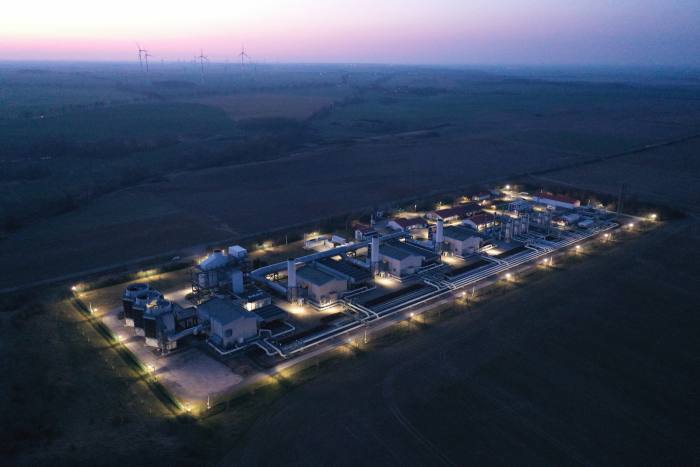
(1, 0, 699, 65)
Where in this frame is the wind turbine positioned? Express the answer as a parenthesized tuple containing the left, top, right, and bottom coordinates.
(143, 50, 153, 72)
(239, 45, 251, 67)
(197, 49, 208, 81)
(136, 43, 147, 71)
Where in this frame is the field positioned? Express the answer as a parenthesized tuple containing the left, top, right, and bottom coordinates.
(1, 63, 699, 466)
(222, 217, 700, 466)
(1, 209, 697, 466)
(1, 64, 699, 291)
(183, 90, 346, 121)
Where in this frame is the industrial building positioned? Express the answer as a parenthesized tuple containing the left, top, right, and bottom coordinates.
(532, 191, 581, 210)
(379, 239, 439, 277)
(111, 185, 619, 363)
(462, 212, 496, 232)
(296, 263, 349, 305)
(354, 223, 378, 241)
(199, 297, 260, 349)
(388, 217, 427, 232)
(427, 202, 482, 222)
(191, 245, 249, 300)
(442, 226, 485, 256)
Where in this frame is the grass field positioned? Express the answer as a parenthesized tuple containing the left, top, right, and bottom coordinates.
(183, 90, 346, 121)
(1, 62, 699, 466)
(218, 216, 700, 466)
(1, 214, 697, 466)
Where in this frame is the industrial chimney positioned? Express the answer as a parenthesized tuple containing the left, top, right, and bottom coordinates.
(435, 219, 444, 252)
(371, 236, 380, 274)
(287, 259, 297, 301)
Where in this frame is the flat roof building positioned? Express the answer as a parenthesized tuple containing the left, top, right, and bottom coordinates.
(443, 226, 485, 257)
(199, 298, 260, 349)
(297, 264, 349, 306)
(379, 240, 439, 277)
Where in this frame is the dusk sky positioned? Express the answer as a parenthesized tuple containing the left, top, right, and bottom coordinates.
(2, 0, 699, 65)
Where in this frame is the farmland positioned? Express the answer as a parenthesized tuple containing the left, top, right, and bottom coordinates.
(0, 62, 699, 466)
(1, 64, 699, 291)
(183, 90, 347, 121)
(2, 202, 698, 466)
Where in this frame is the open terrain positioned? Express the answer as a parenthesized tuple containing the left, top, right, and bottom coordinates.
(1, 205, 697, 466)
(1, 64, 699, 291)
(0, 64, 699, 466)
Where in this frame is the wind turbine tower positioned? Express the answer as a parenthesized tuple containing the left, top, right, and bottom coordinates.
(239, 45, 251, 67)
(143, 49, 152, 72)
(136, 43, 147, 71)
(197, 49, 208, 81)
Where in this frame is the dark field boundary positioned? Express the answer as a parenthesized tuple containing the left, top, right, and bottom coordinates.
(216, 216, 700, 466)
(70, 296, 184, 417)
(2, 132, 694, 296)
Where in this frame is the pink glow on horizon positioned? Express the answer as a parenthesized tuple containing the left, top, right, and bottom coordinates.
(1, 0, 699, 65)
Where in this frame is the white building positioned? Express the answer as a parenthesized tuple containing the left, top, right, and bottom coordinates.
(296, 265, 349, 305)
(387, 217, 427, 232)
(379, 244, 423, 277)
(199, 298, 260, 349)
(443, 226, 484, 256)
(462, 213, 495, 232)
(378, 240, 439, 277)
(532, 192, 581, 210)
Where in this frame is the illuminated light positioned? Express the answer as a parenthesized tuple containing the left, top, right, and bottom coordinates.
(505, 184, 511, 190)
(116, 334, 124, 342)
(146, 364, 155, 373)
(628, 223, 635, 229)
(575, 245, 581, 250)
(70, 285, 78, 292)
(505, 272, 512, 280)
(649, 213, 657, 221)
(409, 312, 415, 318)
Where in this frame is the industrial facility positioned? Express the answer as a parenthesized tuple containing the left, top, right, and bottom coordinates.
(114, 185, 624, 363)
